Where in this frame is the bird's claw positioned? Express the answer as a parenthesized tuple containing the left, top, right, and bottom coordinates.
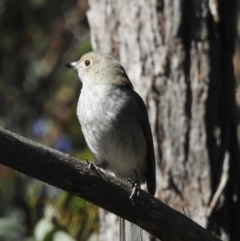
(85, 159, 107, 178)
(85, 159, 99, 171)
(129, 182, 140, 202)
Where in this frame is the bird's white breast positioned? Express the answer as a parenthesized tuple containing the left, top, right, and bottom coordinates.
(77, 83, 147, 182)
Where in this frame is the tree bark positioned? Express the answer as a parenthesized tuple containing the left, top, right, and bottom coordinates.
(87, 0, 239, 240)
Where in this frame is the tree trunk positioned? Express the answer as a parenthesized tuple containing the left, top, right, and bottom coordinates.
(87, 0, 240, 240)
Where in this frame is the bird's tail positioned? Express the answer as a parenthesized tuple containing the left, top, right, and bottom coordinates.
(120, 218, 143, 241)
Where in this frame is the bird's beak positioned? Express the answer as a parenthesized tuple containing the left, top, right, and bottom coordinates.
(65, 62, 78, 70)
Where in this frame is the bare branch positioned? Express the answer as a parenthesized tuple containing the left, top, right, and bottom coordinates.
(0, 127, 221, 241)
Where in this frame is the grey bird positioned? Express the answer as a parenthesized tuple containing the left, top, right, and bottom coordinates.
(66, 51, 156, 240)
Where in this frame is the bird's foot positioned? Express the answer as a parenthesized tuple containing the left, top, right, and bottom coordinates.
(85, 159, 99, 171)
(125, 170, 141, 204)
(85, 159, 107, 178)
(129, 181, 140, 202)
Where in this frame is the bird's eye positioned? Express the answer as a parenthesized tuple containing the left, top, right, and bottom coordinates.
(85, 60, 91, 66)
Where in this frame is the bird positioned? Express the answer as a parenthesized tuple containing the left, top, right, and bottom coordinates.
(65, 51, 156, 240)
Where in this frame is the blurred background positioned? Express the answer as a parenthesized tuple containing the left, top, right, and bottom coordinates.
(1, 1, 240, 241)
(0, 0, 98, 240)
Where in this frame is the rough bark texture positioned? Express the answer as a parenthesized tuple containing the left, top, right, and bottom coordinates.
(87, 0, 240, 240)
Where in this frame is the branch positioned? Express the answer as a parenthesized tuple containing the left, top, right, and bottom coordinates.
(206, 152, 229, 217)
(0, 127, 221, 241)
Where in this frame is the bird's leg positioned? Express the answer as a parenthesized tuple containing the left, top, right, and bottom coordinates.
(84, 159, 108, 178)
(85, 159, 99, 171)
(129, 170, 140, 202)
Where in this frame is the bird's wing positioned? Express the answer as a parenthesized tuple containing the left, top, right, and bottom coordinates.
(133, 91, 156, 196)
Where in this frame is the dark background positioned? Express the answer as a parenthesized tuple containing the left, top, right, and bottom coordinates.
(0, 1, 98, 241)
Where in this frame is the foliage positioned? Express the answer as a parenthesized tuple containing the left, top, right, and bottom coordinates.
(0, 0, 97, 240)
